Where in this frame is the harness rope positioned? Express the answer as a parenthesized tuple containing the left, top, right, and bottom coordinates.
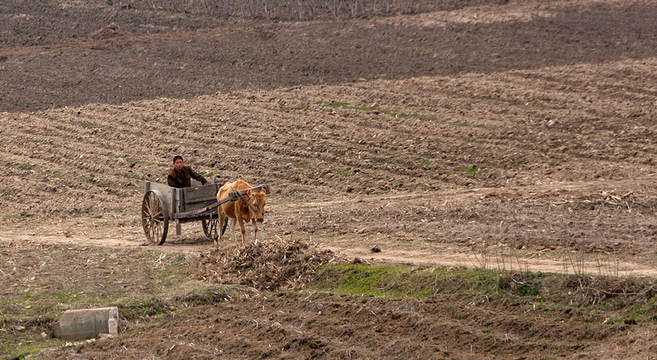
(229, 186, 260, 216)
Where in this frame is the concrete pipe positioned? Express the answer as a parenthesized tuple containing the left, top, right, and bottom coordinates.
(53, 306, 119, 341)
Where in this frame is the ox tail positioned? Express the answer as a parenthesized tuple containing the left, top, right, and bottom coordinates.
(220, 216, 229, 236)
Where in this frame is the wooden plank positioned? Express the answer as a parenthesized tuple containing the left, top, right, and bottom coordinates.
(173, 191, 238, 220)
(182, 183, 220, 212)
(183, 183, 220, 203)
(144, 181, 230, 214)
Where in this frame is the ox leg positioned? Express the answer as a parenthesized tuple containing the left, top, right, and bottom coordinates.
(238, 220, 247, 246)
(220, 216, 229, 239)
(217, 211, 225, 246)
(251, 219, 258, 244)
(234, 214, 247, 246)
(230, 218, 238, 243)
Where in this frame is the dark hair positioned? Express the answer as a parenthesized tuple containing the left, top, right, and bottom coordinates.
(173, 155, 183, 163)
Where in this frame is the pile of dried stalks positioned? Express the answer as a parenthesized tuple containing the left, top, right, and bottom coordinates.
(193, 238, 339, 291)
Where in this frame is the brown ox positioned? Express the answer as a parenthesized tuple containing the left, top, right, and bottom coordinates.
(215, 179, 267, 246)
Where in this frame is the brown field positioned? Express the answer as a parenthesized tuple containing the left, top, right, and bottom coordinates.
(2, 0, 657, 358)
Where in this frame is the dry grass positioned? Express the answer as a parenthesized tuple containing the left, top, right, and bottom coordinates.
(193, 238, 340, 290)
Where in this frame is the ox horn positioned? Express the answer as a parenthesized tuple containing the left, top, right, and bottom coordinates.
(253, 184, 271, 194)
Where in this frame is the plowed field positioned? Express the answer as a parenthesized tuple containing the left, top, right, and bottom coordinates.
(2, 0, 657, 358)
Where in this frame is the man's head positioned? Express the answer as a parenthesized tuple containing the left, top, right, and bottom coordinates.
(173, 155, 184, 171)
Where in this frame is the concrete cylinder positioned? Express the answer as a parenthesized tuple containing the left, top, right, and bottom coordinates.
(53, 307, 119, 341)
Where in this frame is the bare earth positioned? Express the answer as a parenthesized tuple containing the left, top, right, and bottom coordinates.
(2, 0, 657, 358)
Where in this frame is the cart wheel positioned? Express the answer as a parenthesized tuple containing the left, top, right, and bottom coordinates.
(202, 213, 219, 241)
(141, 190, 169, 245)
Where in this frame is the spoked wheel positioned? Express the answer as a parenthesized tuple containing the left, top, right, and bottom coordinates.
(202, 212, 219, 242)
(141, 190, 169, 245)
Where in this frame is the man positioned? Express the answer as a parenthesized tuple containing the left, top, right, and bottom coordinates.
(167, 155, 208, 188)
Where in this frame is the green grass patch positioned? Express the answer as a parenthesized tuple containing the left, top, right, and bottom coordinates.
(114, 296, 169, 319)
(141, 298, 166, 316)
(416, 50, 436, 57)
(1, 335, 66, 360)
(311, 264, 533, 300)
(412, 112, 437, 121)
(143, 252, 186, 263)
(339, 170, 350, 177)
(357, 104, 378, 112)
(292, 163, 307, 169)
(175, 284, 232, 305)
(309, 265, 657, 326)
(318, 100, 350, 109)
(145, 252, 190, 287)
(81, 176, 105, 187)
(312, 264, 410, 298)
(459, 165, 479, 177)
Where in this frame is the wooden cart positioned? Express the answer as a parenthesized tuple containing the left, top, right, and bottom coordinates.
(140, 180, 233, 245)
(140, 180, 270, 245)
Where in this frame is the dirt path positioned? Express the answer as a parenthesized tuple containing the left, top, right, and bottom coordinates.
(5, 227, 656, 278)
(4, 175, 657, 278)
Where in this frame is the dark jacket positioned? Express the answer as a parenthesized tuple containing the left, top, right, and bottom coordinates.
(167, 166, 208, 188)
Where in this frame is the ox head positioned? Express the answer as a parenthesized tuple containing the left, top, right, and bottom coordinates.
(244, 188, 267, 222)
